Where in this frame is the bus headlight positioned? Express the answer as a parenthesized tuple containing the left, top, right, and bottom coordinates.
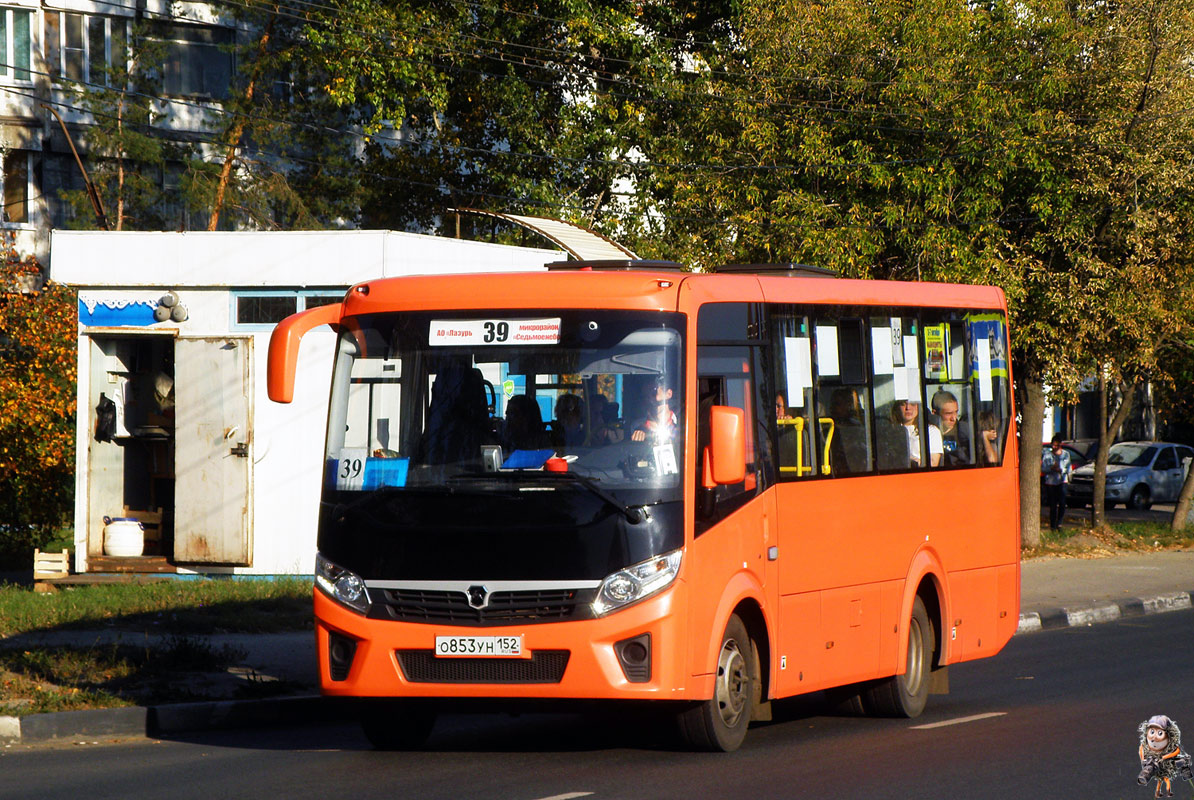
(593, 550, 682, 616)
(315, 553, 371, 615)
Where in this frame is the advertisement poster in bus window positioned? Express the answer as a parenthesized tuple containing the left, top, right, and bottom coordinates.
(968, 314, 1008, 403)
(924, 324, 949, 380)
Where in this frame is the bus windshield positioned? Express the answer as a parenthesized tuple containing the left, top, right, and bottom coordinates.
(318, 309, 686, 580)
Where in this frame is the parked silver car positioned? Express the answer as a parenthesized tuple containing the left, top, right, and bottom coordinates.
(1069, 441, 1194, 510)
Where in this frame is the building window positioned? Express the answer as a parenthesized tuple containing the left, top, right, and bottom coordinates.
(149, 23, 233, 99)
(44, 12, 128, 86)
(236, 295, 298, 325)
(2, 150, 28, 225)
(232, 292, 345, 329)
(0, 7, 32, 82)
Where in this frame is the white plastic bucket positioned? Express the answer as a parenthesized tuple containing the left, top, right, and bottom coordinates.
(103, 517, 144, 557)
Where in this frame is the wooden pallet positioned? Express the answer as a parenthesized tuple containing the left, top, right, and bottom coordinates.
(87, 555, 177, 573)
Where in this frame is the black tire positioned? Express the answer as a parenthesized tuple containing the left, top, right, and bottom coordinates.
(677, 614, 758, 751)
(1128, 486, 1152, 511)
(864, 596, 933, 718)
(360, 700, 436, 750)
(825, 684, 868, 715)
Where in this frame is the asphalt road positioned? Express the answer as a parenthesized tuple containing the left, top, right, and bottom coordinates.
(4, 609, 1190, 800)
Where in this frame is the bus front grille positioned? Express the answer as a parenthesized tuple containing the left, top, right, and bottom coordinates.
(396, 649, 570, 683)
(371, 588, 594, 626)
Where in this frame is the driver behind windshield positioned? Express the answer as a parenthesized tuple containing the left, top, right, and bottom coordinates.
(631, 379, 677, 443)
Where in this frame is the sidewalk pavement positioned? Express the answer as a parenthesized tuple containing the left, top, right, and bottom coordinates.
(3, 548, 1192, 744)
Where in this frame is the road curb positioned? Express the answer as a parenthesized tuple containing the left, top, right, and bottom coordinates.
(1016, 590, 1194, 634)
(1, 695, 354, 744)
(3, 592, 1191, 743)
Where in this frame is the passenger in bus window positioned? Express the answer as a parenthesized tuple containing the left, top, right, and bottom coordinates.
(631, 380, 677, 443)
(776, 392, 792, 421)
(503, 394, 550, 451)
(594, 397, 624, 445)
(875, 410, 910, 471)
(552, 393, 586, 448)
(978, 410, 1000, 466)
(892, 399, 942, 468)
(827, 387, 867, 475)
(932, 390, 970, 466)
(776, 392, 802, 473)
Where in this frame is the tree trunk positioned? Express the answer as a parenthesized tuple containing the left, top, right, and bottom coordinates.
(1172, 458, 1194, 532)
(1018, 374, 1047, 549)
(1089, 374, 1136, 529)
(208, 13, 276, 231)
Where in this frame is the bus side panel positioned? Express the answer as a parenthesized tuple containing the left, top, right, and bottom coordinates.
(878, 578, 907, 678)
(684, 494, 770, 688)
(946, 562, 1019, 662)
(947, 567, 997, 660)
(774, 590, 821, 697)
(820, 584, 882, 685)
(773, 466, 1018, 687)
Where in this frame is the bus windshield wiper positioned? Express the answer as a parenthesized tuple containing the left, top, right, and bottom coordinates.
(541, 472, 646, 524)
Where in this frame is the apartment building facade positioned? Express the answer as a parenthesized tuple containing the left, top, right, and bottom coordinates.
(1, 0, 235, 269)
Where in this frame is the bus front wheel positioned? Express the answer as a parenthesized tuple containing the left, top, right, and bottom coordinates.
(360, 699, 436, 750)
(677, 613, 758, 752)
(864, 596, 933, 718)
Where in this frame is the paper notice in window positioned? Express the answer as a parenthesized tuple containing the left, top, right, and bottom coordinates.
(977, 338, 993, 402)
(815, 326, 839, 377)
(784, 336, 812, 407)
(871, 327, 894, 375)
(893, 367, 910, 401)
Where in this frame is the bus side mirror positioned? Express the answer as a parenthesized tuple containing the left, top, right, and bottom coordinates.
(267, 303, 342, 403)
(707, 405, 746, 485)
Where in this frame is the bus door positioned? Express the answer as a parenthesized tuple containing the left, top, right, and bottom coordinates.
(688, 301, 773, 681)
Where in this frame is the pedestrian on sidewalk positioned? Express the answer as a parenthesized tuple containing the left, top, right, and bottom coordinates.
(1041, 433, 1072, 531)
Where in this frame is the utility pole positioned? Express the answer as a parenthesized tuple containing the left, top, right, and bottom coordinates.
(41, 104, 109, 231)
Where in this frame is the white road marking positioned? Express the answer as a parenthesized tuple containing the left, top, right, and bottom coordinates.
(532, 794, 594, 800)
(911, 712, 1007, 729)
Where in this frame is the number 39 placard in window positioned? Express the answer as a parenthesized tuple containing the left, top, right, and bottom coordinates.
(335, 448, 367, 490)
(428, 318, 561, 346)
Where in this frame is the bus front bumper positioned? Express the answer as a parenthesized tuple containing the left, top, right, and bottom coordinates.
(312, 585, 696, 701)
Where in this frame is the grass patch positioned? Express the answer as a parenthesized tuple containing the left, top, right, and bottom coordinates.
(1024, 518, 1194, 558)
(0, 635, 261, 716)
(0, 577, 313, 638)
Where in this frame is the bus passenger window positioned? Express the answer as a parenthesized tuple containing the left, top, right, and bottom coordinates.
(930, 388, 971, 466)
(772, 312, 817, 479)
(870, 315, 916, 472)
(824, 387, 870, 475)
(966, 312, 1011, 467)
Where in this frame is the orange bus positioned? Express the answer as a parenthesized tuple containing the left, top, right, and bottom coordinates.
(267, 260, 1019, 751)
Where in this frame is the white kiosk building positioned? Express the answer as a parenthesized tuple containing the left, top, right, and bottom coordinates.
(50, 230, 562, 576)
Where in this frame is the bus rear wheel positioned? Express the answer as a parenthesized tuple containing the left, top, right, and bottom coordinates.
(677, 614, 758, 752)
(360, 699, 437, 750)
(864, 596, 933, 718)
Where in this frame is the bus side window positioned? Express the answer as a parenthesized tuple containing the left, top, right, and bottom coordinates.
(772, 309, 817, 479)
(966, 312, 1011, 467)
(870, 314, 913, 472)
(815, 317, 872, 476)
(695, 348, 760, 534)
(925, 316, 975, 466)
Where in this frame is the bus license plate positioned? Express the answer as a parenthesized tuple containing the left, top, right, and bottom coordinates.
(434, 635, 523, 658)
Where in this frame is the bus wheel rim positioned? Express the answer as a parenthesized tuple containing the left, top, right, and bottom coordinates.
(715, 639, 749, 727)
(905, 617, 924, 694)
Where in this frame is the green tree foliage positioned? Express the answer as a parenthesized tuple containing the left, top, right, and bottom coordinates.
(606, 0, 1194, 545)
(0, 237, 76, 564)
(196, 1, 364, 230)
(59, 22, 194, 230)
(297, 0, 730, 232)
